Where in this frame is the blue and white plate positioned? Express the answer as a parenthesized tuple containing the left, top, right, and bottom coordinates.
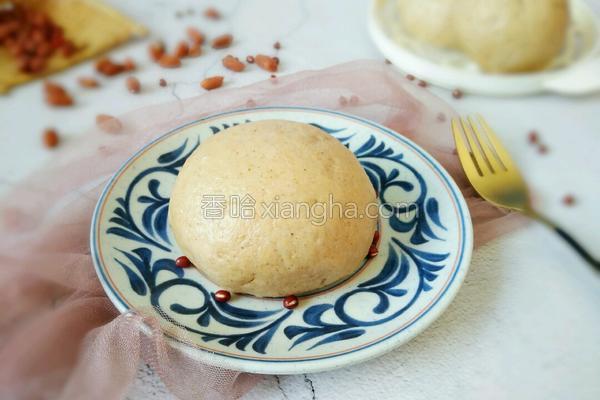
(91, 107, 473, 374)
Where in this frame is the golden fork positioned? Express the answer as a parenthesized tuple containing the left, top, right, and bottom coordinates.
(452, 115, 599, 271)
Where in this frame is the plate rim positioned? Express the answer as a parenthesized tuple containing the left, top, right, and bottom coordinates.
(90, 106, 474, 374)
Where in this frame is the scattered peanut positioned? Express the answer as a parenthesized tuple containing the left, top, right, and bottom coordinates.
(255, 54, 278, 72)
(95, 57, 126, 76)
(222, 55, 245, 72)
(174, 41, 189, 58)
(204, 7, 221, 19)
(211, 34, 233, 49)
(78, 77, 99, 88)
(126, 76, 141, 94)
(188, 43, 202, 57)
(246, 55, 255, 63)
(149, 41, 165, 62)
(96, 114, 122, 134)
(158, 54, 181, 68)
(201, 76, 224, 90)
(159, 78, 167, 87)
(187, 27, 205, 45)
(123, 58, 136, 71)
(273, 41, 281, 50)
(44, 81, 73, 107)
(42, 128, 59, 148)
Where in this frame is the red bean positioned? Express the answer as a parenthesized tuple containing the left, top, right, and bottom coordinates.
(528, 130, 539, 144)
(283, 295, 299, 309)
(175, 256, 192, 268)
(452, 89, 463, 99)
(214, 290, 231, 303)
(562, 195, 575, 206)
(368, 245, 379, 258)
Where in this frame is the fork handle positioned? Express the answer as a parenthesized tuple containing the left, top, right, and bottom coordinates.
(530, 211, 600, 272)
(552, 226, 600, 271)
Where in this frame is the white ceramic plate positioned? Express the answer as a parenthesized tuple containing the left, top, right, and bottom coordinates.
(91, 107, 473, 374)
(369, 0, 600, 96)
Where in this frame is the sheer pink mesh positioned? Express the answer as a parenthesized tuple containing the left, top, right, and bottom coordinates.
(0, 60, 521, 400)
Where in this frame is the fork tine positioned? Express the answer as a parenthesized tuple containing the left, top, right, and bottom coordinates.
(477, 115, 515, 171)
(467, 116, 506, 173)
(459, 117, 489, 175)
(452, 118, 483, 177)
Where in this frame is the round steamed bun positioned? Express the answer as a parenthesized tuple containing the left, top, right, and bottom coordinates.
(397, 0, 568, 73)
(168, 120, 377, 297)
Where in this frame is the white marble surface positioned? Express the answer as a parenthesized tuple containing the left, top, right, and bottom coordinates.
(1, 1, 599, 399)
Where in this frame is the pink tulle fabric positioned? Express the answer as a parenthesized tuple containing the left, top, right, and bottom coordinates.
(0, 60, 520, 400)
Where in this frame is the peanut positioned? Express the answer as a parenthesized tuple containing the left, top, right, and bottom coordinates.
(187, 27, 205, 45)
(0, 4, 78, 74)
(78, 77, 99, 88)
(174, 41, 189, 58)
(255, 54, 278, 72)
(50, 29, 65, 49)
(95, 57, 126, 76)
(222, 55, 245, 72)
(27, 57, 46, 73)
(159, 54, 181, 68)
(36, 42, 52, 57)
(126, 76, 141, 94)
(60, 42, 76, 57)
(96, 114, 122, 134)
(201, 76, 224, 90)
(189, 43, 202, 57)
(211, 34, 233, 49)
(44, 81, 73, 107)
(204, 7, 221, 19)
(123, 58, 136, 71)
(42, 128, 59, 148)
(149, 41, 165, 62)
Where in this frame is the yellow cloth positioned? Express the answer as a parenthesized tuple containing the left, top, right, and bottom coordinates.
(0, 0, 147, 93)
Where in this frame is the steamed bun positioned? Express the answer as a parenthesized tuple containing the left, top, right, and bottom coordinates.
(169, 120, 377, 297)
(397, 0, 569, 73)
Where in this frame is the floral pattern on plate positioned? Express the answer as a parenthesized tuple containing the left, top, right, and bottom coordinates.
(91, 107, 472, 374)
